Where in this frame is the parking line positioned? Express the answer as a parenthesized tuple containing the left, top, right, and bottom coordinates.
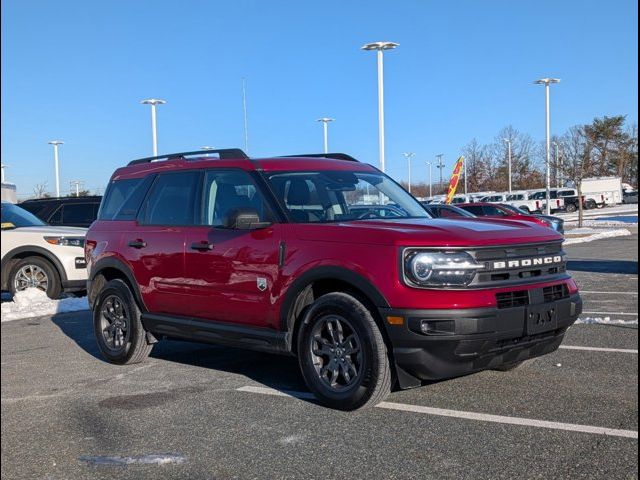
(582, 311, 638, 316)
(580, 291, 638, 295)
(237, 386, 638, 439)
(559, 345, 638, 354)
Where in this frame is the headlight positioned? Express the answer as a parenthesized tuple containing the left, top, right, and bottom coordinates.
(403, 250, 482, 287)
(44, 236, 85, 248)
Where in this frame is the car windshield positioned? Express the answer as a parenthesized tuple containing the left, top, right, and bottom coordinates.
(1, 203, 47, 229)
(500, 204, 529, 215)
(266, 170, 430, 223)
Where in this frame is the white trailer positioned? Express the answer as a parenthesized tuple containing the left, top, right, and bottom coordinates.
(580, 177, 622, 206)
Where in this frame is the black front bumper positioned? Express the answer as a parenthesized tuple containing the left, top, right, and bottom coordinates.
(379, 293, 582, 388)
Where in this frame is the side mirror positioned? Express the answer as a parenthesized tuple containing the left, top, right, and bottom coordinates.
(223, 208, 271, 230)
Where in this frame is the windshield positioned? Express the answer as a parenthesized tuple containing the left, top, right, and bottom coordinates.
(500, 204, 529, 215)
(1, 203, 47, 229)
(266, 171, 430, 223)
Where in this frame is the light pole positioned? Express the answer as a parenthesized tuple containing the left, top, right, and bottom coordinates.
(70, 180, 84, 197)
(1, 164, 7, 183)
(435, 154, 445, 193)
(362, 41, 399, 172)
(402, 152, 415, 193)
(141, 98, 166, 156)
(317, 118, 334, 153)
(242, 78, 250, 154)
(534, 78, 560, 214)
(503, 138, 512, 193)
(426, 161, 433, 198)
(48, 140, 64, 197)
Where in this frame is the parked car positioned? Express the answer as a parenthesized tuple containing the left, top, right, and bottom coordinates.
(458, 203, 564, 234)
(20, 196, 102, 228)
(479, 193, 509, 203)
(556, 188, 606, 212)
(623, 190, 638, 204)
(422, 203, 476, 219)
(1, 202, 88, 298)
(86, 148, 581, 410)
(526, 190, 565, 213)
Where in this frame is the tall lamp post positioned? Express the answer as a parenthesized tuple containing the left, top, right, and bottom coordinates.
(362, 41, 399, 173)
(402, 152, 415, 193)
(534, 78, 560, 214)
(435, 154, 445, 193)
(141, 98, 166, 156)
(503, 138, 513, 193)
(426, 161, 433, 198)
(317, 118, 334, 153)
(48, 140, 64, 197)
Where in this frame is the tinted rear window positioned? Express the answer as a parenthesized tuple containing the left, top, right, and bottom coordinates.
(139, 172, 199, 225)
(98, 176, 154, 220)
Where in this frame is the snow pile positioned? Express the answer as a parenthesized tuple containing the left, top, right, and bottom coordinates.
(564, 228, 631, 245)
(1, 288, 89, 322)
(576, 316, 638, 326)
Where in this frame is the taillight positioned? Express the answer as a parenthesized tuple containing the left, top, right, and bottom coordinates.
(557, 199, 561, 207)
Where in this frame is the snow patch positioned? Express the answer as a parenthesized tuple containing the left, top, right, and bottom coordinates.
(1, 288, 88, 322)
(576, 316, 638, 326)
(78, 454, 186, 466)
(564, 228, 631, 245)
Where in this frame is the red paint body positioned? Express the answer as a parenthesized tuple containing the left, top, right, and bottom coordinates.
(458, 202, 552, 228)
(86, 157, 578, 331)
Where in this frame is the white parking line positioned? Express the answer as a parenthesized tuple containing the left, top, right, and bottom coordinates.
(237, 386, 638, 439)
(560, 345, 638, 354)
(582, 311, 638, 316)
(580, 291, 638, 295)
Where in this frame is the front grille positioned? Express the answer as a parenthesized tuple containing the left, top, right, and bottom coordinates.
(496, 290, 530, 309)
(543, 284, 569, 302)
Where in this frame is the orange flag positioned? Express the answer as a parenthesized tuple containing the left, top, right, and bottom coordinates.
(445, 156, 465, 205)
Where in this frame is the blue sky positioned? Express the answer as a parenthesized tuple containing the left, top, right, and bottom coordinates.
(1, 0, 638, 197)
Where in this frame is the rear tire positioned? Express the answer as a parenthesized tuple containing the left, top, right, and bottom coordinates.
(93, 279, 152, 365)
(565, 203, 577, 213)
(9, 256, 61, 299)
(297, 292, 391, 410)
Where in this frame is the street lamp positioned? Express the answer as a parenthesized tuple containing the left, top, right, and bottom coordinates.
(0, 163, 7, 183)
(362, 41, 399, 172)
(317, 118, 334, 153)
(426, 161, 433, 198)
(503, 138, 513, 193)
(402, 152, 415, 193)
(435, 154, 445, 193)
(141, 98, 166, 156)
(48, 140, 64, 197)
(534, 78, 560, 214)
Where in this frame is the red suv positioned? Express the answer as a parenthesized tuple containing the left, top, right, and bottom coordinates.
(86, 149, 582, 410)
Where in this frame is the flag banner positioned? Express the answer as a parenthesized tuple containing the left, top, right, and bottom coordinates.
(445, 156, 465, 204)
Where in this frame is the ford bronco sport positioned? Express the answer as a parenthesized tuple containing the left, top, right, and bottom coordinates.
(86, 149, 582, 410)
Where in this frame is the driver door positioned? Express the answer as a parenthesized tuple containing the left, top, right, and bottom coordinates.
(183, 169, 282, 327)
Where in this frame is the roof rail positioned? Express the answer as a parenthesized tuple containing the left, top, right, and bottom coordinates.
(128, 148, 249, 166)
(280, 153, 359, 162)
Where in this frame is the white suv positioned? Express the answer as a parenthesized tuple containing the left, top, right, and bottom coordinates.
(1, 202, 88, 299)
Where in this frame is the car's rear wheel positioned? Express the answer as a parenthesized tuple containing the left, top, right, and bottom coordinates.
(93, 279, 152, 365)
(565, 203, 577, 213)
(9, 256, 61, 299)
(297, 292, 391, 410)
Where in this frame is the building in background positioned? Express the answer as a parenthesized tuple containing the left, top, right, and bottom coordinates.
(1, 182, 17, 203)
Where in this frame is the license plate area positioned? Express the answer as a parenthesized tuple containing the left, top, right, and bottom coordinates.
(526, 304, 558, 335)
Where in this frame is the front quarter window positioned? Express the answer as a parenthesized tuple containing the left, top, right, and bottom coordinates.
(1, 203, 47, 228)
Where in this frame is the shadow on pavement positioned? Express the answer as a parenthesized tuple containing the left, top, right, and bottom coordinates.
(49, 310, 313, 399)
(567, 259, 638, 274)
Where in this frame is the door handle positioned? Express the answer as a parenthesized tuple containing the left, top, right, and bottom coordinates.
(190, 241, 214, 251)
(127, 239, 147, 249)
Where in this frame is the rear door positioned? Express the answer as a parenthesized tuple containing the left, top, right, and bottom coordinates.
(128, 170, 201, 316)
(183, 169, 282, 327)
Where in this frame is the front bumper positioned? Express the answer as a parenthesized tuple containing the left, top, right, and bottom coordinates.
(380, 292, 582, 388)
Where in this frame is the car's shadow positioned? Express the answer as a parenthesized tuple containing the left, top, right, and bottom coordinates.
(50, 311, 312, 398)
(567, 259, 638, 274)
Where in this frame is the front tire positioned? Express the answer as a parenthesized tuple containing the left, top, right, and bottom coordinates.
(9, 256, 61, 299)
(297, 292, 391, 410)
(93, 279, 152, 365)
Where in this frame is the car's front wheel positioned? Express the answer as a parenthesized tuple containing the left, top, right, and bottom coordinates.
(297, 292, 391, 410)
(9, 256, 61, 299)
(93, 279, 152, 365)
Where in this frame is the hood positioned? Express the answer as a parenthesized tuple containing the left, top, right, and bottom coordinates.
(8, 226, 87, 235)
(294, 218, 563, 247)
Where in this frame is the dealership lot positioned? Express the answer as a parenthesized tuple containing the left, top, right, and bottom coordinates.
(1, 234, 637, 479)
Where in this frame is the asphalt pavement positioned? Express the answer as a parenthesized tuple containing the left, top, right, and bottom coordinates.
(1, 233, 637, 479)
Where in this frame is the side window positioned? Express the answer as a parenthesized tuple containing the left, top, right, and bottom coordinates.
(483, 206, 507, 216)
(99, 177, 153, 220)
(49, 206, 63, 224)
(201, 170, 270, 226)
(61, 204, 96, 224)
(140, 172, 200, 226)
(463, 206, 484, 216)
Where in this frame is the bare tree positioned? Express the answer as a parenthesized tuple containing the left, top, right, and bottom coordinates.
(32, 182, 49, 199)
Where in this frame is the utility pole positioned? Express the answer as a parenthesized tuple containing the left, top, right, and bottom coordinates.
(1, 164, 7, 183)
(402, 152, 415, 193)
(435, 154, 445, 193)
(242, 78, 250, 154)
(426, 162, 433, 198)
